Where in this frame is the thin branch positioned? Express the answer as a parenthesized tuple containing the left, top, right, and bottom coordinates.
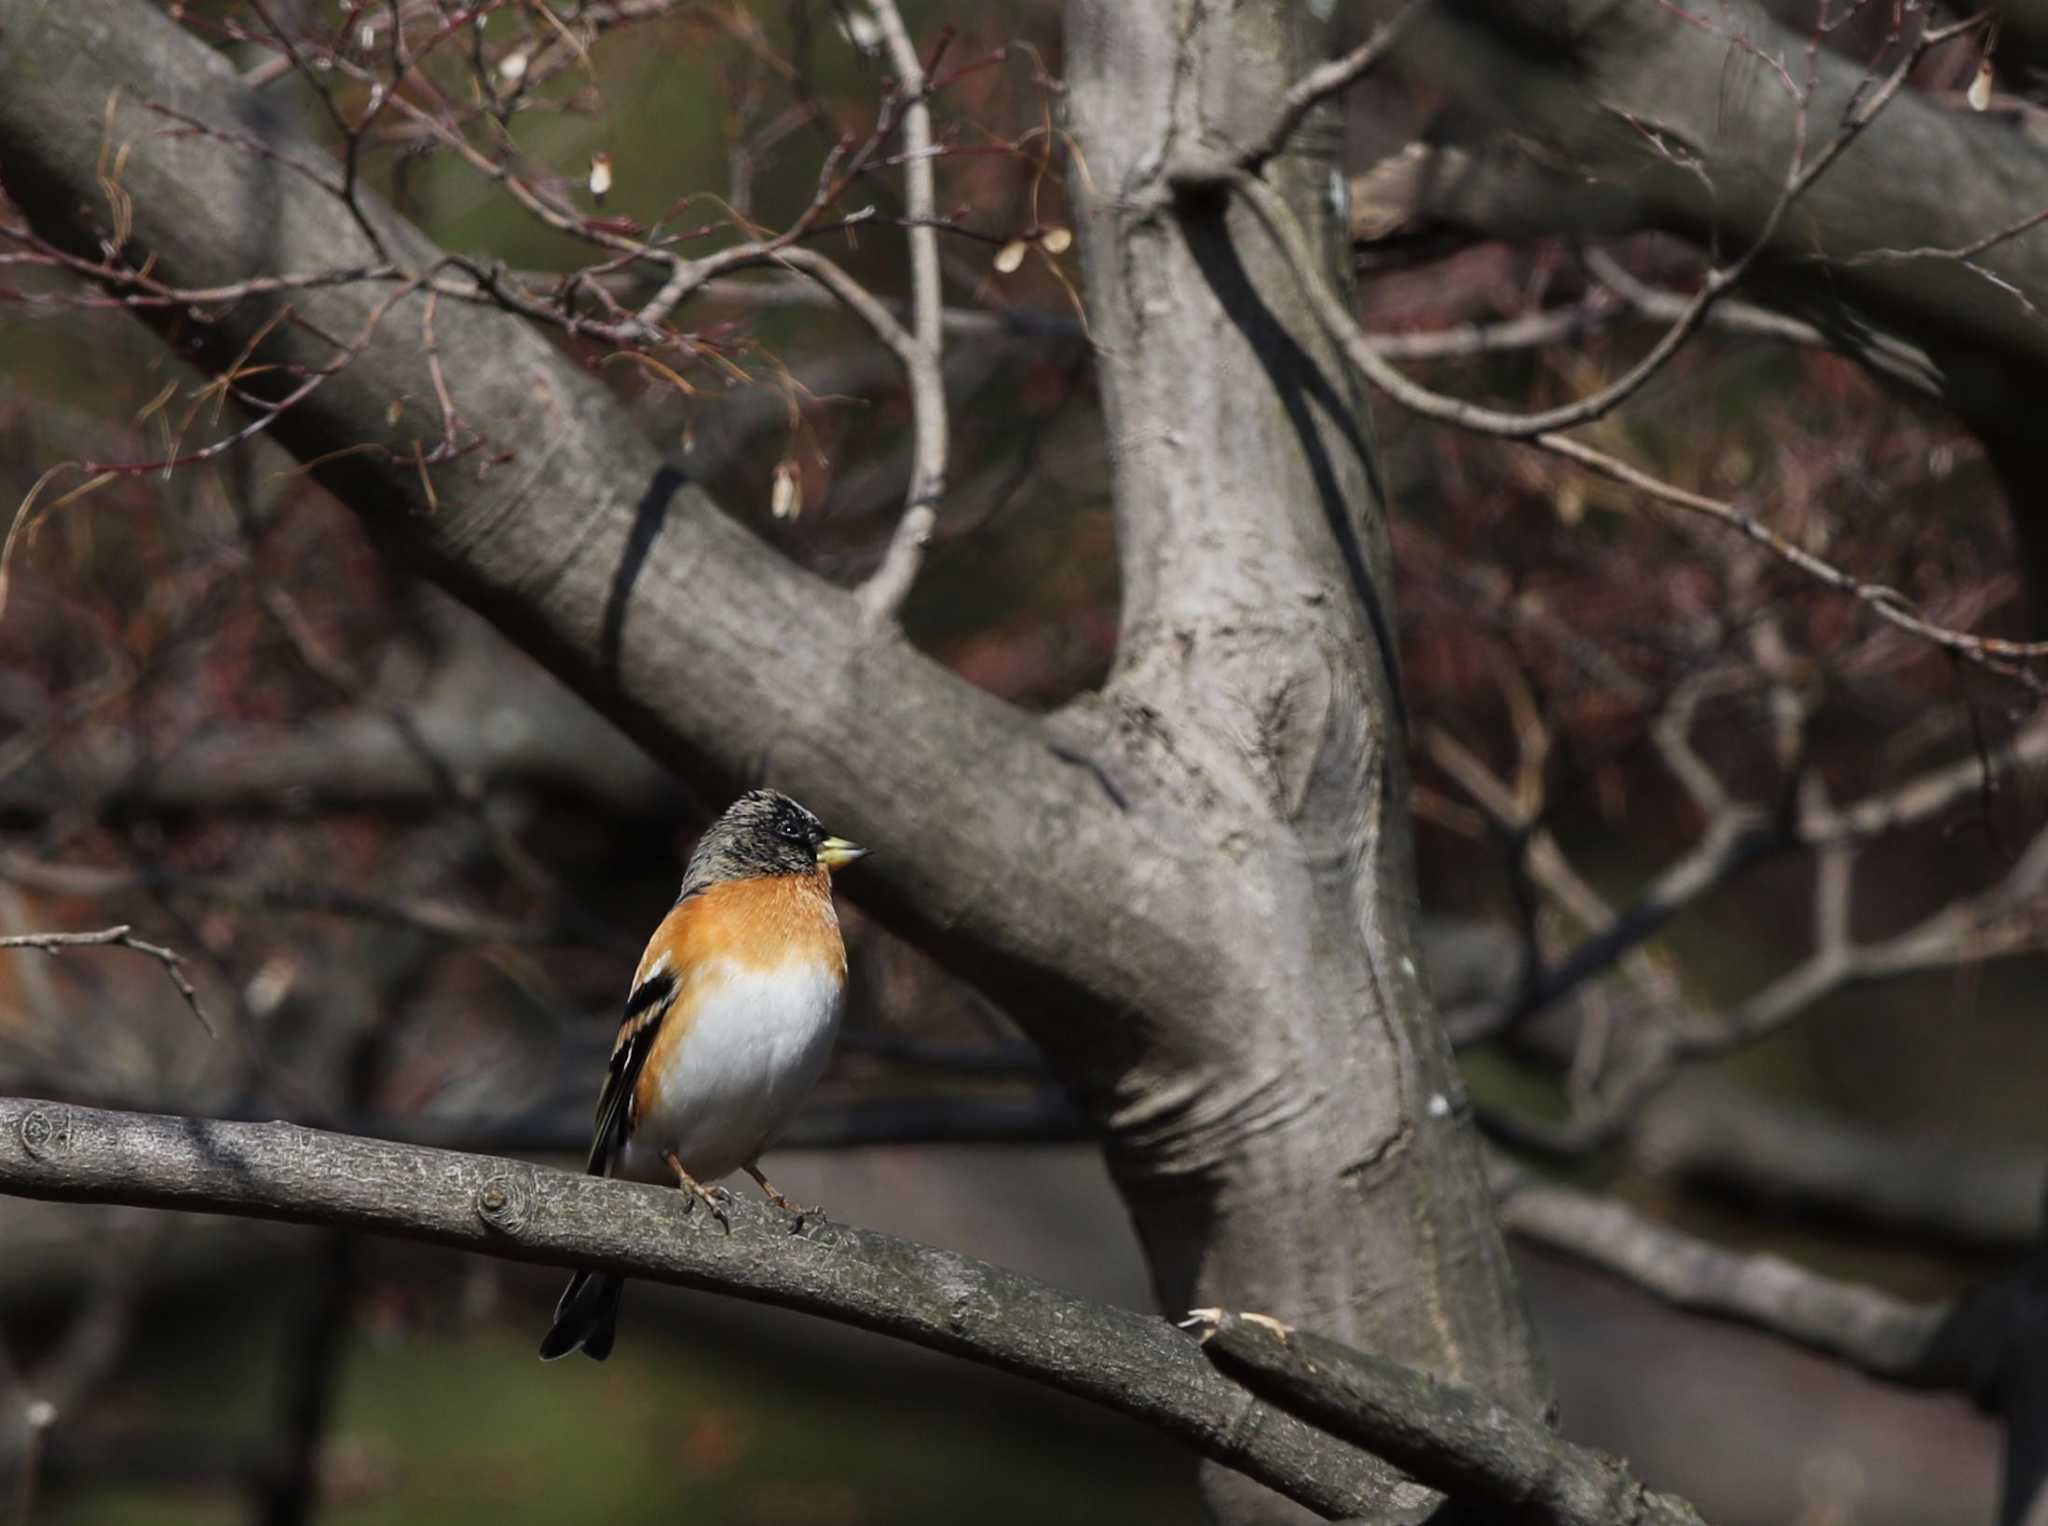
(1364, 293, 1632, 361)
(1188, 1309, 1705, 1526)
(1578, 248, 1941, 397)
(1227, 121, 1794, 439)
(542, 268, 1078, 339)
(1804, 710, 2048, 842)
(1434, 680, 2048, 1153)
(1240, 0, 1431, 169)
(854, 0, 948, 628)
(0, 1099, 1402, 1521)
(1532, 434, 2048, 685)
(1454, 701, 2048, 1040)
(1358, 265, 1919, 372)
(1492, 1162, 1966, 1386)
(1481, 815, 2048, 1159)
(1235, 166, 2048, 688)
(0, 926, 211, 1036)
(257, 584, 620, 951)
(1635, 1074, 2048, 1255)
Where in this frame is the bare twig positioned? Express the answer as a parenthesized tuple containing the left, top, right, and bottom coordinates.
(1492, 1161, 1965, 1385)
(1491, 1150, 2048, 1526)
(853, 0, 948, 628)
(1237, 167, 2048, 689)
(0, 926, 212, 1036)
(257, 585, 620, 951)
(1431, 673, 2048, 1153)
(1357, 264, 1913, 372)
(1480, 814, 2048, 1158)
(1533, 434, 2048, 685)
(1635, 1074, 2048, 1255)
(1240, 0, 1431, 170)
(1578, 248, 1941, 396)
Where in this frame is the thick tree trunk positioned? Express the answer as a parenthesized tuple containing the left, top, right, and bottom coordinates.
(1061, 3, 1548, 1517)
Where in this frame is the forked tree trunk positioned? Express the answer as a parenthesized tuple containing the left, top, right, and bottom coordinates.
(1059, 3, 1549, 1517)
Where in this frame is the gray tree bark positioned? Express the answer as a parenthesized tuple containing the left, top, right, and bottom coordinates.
(1060, 1, 1549, 1514)
(0, 1099, 1705, 1523)
(0, 2, 1547, 1519)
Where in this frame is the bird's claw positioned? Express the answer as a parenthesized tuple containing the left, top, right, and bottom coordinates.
(745, 1167, 819, 1231)
(665, 1154, 733, 1233)
(682, 1182, 731, 1233)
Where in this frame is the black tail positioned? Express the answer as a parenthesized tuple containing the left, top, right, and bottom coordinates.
(539, 1269, 624, 1361)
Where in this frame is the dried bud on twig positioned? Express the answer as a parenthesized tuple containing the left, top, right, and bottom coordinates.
(770, 459, 802, 519)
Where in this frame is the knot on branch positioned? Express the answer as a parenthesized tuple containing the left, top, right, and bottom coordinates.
(474, 1165, 539, 1236)
(18, 1104, 74, 1162)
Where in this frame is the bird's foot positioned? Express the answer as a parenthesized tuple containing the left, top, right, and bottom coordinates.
(665, 1151, 732, 1233)
(745, 1164, 819, 1230)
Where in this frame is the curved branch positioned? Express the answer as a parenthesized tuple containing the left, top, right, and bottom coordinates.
(1636, 1075, 2048, 1256)
(0, 926, 210, 1035)
(852, 0, 947, 627)
(1241, 0, 1431, 170)
(1194, 10, 1959, 444)
(1492, 1164, 1966, 1388)
(0, 1098, 1439, 1519)
(1233, 167, 2048, 688)
(1191, 1310, 1706, 1526)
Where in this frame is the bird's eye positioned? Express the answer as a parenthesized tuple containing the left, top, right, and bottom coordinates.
(779, 819, 804, 842)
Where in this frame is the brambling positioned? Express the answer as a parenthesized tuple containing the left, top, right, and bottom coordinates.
(540, 789, 865, 1362)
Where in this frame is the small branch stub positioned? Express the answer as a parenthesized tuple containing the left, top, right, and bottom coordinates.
(19, 1104, 73, 1161)
(474, 1166, 537, 1234)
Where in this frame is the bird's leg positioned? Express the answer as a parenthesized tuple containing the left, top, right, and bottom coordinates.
(664, 1150, 731, 1232)
(744, 1163, 818, 1228)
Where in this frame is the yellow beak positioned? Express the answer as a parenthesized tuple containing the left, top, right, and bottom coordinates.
(816, 836, 867, 871)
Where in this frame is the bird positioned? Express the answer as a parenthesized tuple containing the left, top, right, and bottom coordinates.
(539, 788, 865, 1362)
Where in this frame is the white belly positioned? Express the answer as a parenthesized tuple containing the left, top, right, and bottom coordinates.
(620, 959, 842, 1185)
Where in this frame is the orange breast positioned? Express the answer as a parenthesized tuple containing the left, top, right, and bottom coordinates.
(629, 870, 845, 1124)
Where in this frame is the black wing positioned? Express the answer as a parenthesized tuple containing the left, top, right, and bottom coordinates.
(584, 968, 677, 1176)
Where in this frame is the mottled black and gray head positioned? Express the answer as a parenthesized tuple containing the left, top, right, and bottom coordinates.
(678, 789, 865, 897)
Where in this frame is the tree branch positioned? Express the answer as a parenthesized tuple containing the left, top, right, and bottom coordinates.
(1197, 9, 1977, 444)
(1491, 1162, 1967, 1388)
(0, 925, 211, 1035)
(1239, 0, 1431, 171)
(1190, 1309, 1706, 1526)
(1401, 0, 2048, 375)
(0, 1097, 1423, 1520)
(1232, 166, 2048, 689)
(852, 0, 948, 627)
(1636, 1075, 2048, 1256)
